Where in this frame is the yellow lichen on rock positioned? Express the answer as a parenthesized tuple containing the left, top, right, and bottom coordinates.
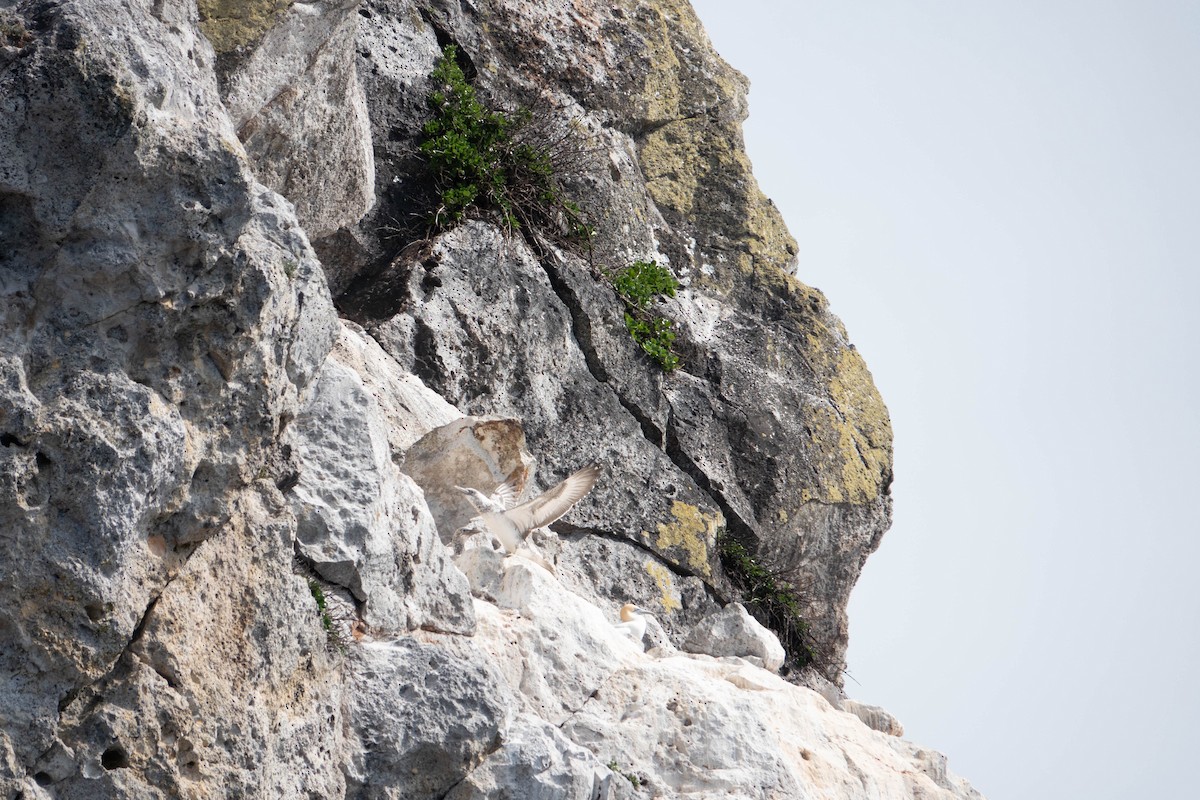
(829, 346, 892, 498)
(801, 347, 893, 505)
(637, 6, 682, 126)
(629, 0, 746, 221)
(639, 119, 704, 217)
(643, 561, 683, 613)
(652, 500, 721, 577)
(196, 0, 291, 54)
(743, 184, 802, 281)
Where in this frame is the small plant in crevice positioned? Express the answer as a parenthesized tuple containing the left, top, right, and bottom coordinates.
(0, 12, 32, 48)
(607, 760, 643, 789)
(419, 44, 592, 251)
(717, 532, 815, 671)
(611, 259, 681, 372)
(308, 578, 346, 654)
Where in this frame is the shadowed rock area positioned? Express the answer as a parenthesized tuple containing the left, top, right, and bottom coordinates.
(0, 0, 983, 797)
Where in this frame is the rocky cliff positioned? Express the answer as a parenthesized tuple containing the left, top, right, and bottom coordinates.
(0, 0, 982, 797)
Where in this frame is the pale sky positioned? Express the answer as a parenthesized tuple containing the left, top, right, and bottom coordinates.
(689, 2, 1200, 798)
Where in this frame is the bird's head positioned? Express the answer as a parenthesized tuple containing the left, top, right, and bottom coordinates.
(455, 485, 492, 511)
(620, 602, 654, 622)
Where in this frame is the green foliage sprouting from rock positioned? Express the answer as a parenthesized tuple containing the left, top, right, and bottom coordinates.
(718, 533, 815, 671)
(308, 578, 344, 653)
(612, 259, 681, 372)
(420, 45, 589, 246)
(607, 761, 643, 789)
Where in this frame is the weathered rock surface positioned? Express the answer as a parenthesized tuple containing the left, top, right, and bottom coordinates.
(472, 553, 982, 800)
(0, 0, 984, 797)
(345, 636, 515, 800)
(1, 0, 339, 794)
(445, 713, 613, 800)
(199, 0, 376, 240)
(288, 321, 472, 634)
(842, 699, 906, 738)
(336, 0, 892, 676)
(683, 601, 786, 672)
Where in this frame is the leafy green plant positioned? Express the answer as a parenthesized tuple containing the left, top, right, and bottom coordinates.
(612, 259, 679, 307)
(624, 314, 678, 371)
(611, 259, 681, 372)
(420, 45, 590, 247)
(718, 533, 814, 670)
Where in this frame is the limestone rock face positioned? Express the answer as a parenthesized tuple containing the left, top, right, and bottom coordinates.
(199, 0, 376, 240)
(0, 0, 984, 797)
(288, 322, 473, 634)
(842, 699, 906, 738)
(345, 636, 516, 800)
(335, 0, 892, 676)
(467, 553, 983, 800)
(0, 0, 340, 794)
(444, 713, 613, 800)
(683, 602, 787, 672)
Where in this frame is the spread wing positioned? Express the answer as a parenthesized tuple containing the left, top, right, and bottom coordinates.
(489, 473, 520, 509)
(505, 463, 601, 533)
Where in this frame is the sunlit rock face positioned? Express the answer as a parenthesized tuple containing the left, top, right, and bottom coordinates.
(0, 0, 982, 797)
(339, 0, 893, 678)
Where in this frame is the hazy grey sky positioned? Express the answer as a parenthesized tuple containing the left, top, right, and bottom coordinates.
(689, 2, 1200, 797)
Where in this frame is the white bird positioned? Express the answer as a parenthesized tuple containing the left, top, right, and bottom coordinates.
(612, 602, 654, 646)
(457, 463, 602, 554)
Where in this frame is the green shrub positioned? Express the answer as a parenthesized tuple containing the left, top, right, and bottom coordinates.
(420, 45, 589, 245)
(624, 314, 679, 371)
(717, 533, 814, 670)
(611, 260, 680, 372)
(612, 258, 679, 307)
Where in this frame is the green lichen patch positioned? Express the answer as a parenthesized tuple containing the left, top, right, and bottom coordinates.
(638, 118, 705, 218)
(801, 346, 893, 505)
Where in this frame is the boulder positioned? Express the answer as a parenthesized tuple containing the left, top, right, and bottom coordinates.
(683, 602, 787, 672)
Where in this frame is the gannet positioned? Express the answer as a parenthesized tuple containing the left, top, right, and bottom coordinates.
(457, 462, 602, 554)
(612, 602, 653, 645)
